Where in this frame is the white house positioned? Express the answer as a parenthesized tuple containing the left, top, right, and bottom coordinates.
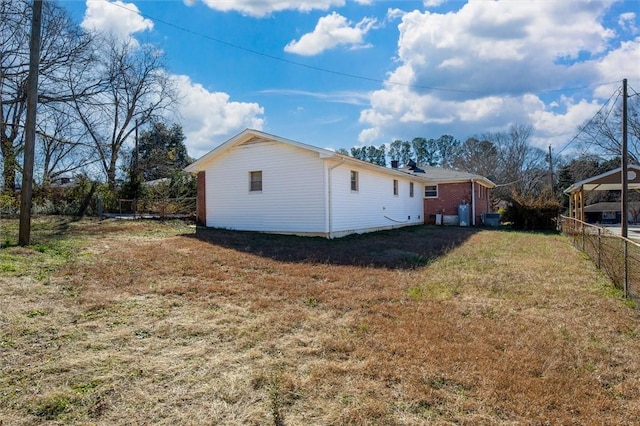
(185, 129, 494, 238)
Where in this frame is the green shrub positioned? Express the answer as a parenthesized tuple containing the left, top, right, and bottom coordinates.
(0, 193, 19, 216)
(501, 191, 562, 231)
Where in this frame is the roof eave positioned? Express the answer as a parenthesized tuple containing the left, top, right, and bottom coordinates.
(185, 128, 338, 173)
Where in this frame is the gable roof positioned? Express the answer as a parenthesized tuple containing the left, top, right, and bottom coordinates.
(413, 165, 495, 187)
(184, 128, 335, 173)
(185, 128, 495, 188)
(564, 165, 640, 194)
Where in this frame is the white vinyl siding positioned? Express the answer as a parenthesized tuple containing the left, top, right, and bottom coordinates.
(205, 140, 326, 234)
(330, 165, 423, 235)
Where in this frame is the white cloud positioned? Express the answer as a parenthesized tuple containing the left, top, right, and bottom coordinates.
(619, 12, 638, 35)
(260, 89, 371, 106)
(285, 12, 377, 56)
(424, 0, 447, 7)
(386, 8, 406, 22)
(529, 97, 602, 151)
(201, 0, 344, 18)
(592, 38, 640, 98)
(81, 0, 153, 40)
(357, 0, 635, 151)
(170, 75, 265, 158)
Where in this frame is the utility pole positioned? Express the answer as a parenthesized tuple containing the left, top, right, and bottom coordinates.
(18, 0, 43, 246)
(548, 145, 554, 192)
(621, 78, 629, 297)
(621, 79, 628, 240)
(134, 119, 139, 218)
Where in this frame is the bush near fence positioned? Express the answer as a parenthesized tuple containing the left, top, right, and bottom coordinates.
(561, 215, 640, 300)
(115, 197, 196, 219)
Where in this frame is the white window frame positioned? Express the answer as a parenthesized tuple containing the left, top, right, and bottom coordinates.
(393, 179, 398, 196)
(350, 170, 359, 192)
(249, 170, 262, 192)
(410, 182, 414, 198)
(425, 184, 438, 198)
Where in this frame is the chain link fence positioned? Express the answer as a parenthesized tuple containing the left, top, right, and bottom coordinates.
(107, 197, 196, 220)
(560, 215, 640, 300)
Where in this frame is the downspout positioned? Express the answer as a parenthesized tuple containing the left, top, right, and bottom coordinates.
(327, 158, 345, 238)
(471, 179, 476, 226)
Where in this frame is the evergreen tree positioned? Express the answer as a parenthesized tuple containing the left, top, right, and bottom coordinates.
(136, 122, 191, 182)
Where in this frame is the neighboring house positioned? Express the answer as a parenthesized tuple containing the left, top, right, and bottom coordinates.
(583, 202, 640, 224)
(185, 129, 495, 238)
(564, 165, 640, 223)
(418, 166, 493, 226)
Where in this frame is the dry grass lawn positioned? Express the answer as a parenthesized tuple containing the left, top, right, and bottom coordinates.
(1, 217, 639, 425)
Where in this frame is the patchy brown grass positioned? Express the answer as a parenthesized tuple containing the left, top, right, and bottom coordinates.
(1, 217, 639, 425)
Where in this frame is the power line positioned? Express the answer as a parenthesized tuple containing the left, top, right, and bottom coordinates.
(556, 86, 621, 156)
(580, 89, 621, 153)
(108, 1, 621, 97)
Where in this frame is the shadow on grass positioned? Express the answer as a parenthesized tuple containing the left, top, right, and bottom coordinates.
(191, 225, 480, 269)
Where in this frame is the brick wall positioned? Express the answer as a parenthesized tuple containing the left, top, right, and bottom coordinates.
(197, 171, 206, 226)
(424, 182, 492, 226)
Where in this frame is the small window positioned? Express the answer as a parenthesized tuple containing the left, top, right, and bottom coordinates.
(410, 182, 414, 197)
(393, 179, 398, 196)
(350, 170, 359, 191)
(425, 185, 438, 198)
(249, 171, 262, 192)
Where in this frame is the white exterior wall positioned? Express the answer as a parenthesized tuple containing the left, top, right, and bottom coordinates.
(329, 164, 424, 237)
(204, 140, 327, 234)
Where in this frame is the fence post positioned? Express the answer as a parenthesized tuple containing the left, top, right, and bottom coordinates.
(597, 228, 601, 269)
(97, 196, 103, 220)
(582, 224, 585, 251)
(624, 239, 629, 298)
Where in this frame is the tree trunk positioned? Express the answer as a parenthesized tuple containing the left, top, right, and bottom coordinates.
(77, 181, 97, 218)
(1, 139, 17, 196)
(107, 154, 118, 190)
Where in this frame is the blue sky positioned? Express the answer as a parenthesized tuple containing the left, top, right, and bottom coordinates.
(60, 0, 640, 159)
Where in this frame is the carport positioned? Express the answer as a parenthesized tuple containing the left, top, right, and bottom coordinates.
(564, 165, 640, 222)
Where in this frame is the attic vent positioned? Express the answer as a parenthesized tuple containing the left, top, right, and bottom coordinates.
(240, 137, 270, 147)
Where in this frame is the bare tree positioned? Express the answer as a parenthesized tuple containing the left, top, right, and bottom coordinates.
(0, 0, 94, 195)
(0, 0, 28, 195)
(479, 124, 548, 199)
(70, 36, 177, 188)
(578, 92, 640, 164)
(36, 104, 97, 189)
(453, 137, 500, 177)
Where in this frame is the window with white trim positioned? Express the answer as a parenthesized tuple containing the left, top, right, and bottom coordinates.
(410, 182, 414, 197)
(425, 185, 438, 198)
(393, 179, 398, 196)
(350, 170, 359, 191)
(249, 170, 262, 192)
